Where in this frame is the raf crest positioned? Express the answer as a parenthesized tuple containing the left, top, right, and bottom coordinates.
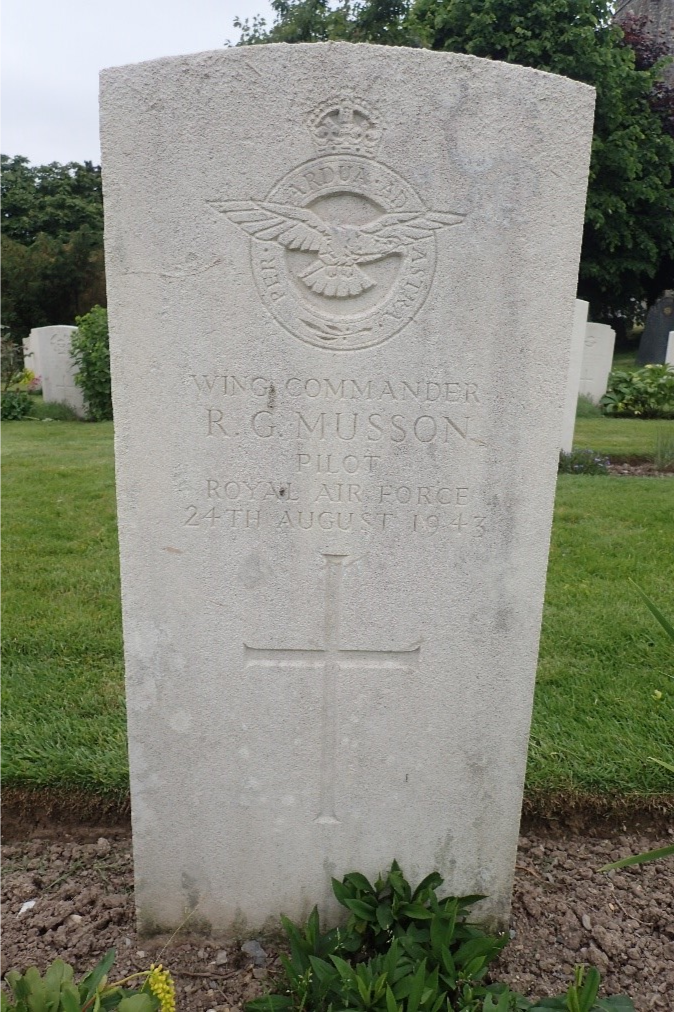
(308, 95, 382, 157)
(210, 97, 465, 352)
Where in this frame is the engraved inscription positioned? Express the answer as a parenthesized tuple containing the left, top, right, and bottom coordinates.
(184, 479, 487, 538)
(209, 96, 465, 351)
(184, 370, 489, 539)
(244, 553, 420, 822)
(50, 333, 70, 354)
(189, 374, 480, 403)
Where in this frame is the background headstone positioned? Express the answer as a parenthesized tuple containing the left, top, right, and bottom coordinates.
(579, 322, 616, 403)
(26, 326, 85, 416)
(560, 299, 589, 452)
(637, 294, 674, 365)
(666, 331, 674, 366)
(101, 43, 594, 933)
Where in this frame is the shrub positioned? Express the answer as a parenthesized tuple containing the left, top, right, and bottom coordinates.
(2, 947, 175, 1011)
(558, 449, 609, 475)
(246, 862, 634, 1012)
(29, 398, 81, 422)
(601, 365, 674, 419)
(70, 306, 112, 421)
(1, 391, 31, 420)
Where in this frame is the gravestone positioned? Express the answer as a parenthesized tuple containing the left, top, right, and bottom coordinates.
(579, 322, 616, 403)
(637, 294, 674, 365)
(100, 43, 594, 933)
(560, 299, 589, 452)
(667, 332, 674, 366)
(24, 325, 85, 416)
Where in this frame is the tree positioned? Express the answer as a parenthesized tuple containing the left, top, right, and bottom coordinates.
(1, 156, 106, 340)
(234, 0, 416, 45)
(236, 0, 674, 322)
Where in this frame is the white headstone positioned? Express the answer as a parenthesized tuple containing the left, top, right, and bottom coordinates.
(666, 331, 674, 366)
(560, 299, 589, 452)
(26, 326, 85, 416)
(578, 322, 616, 403)
(100, 44, 594, 933)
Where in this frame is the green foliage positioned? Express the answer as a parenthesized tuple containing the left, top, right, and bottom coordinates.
(1, 156, 103, 244)
(0, 156, 106, 340)
(234, 0, 416, 46)
(28, 397, 81, 422)
(1, 332, 33, 392)
(70, 306, 112, 421)
(601, 365, 674, 419)
(1, 949, 168, 1012)
(236, 0, 674, 320)
(246, 864, 634, 1012)
(1, 391, 31, 420)
(1, 336, 38, 419)
(558, 449, 609, 474)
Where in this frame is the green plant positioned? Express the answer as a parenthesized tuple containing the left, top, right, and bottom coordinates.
(29, 398, 81, 422)
(246, 865, 634, 1012)
(1, 391, 31, 420)
(1, 155, 105, 341)
(601, 365, 674, 419)
(575, 396, 602, 420)
(652, 427, 674, 470)
(1, 336, 36, 419)
(558, 449, 609, 475)
(70, 305, 112, 421)
(1, 949, 176, 1012)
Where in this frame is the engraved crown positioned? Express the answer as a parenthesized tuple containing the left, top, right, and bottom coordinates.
(308, 95, 382, 157)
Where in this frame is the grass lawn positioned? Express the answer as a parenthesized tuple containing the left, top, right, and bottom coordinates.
(1, 422, 126, 795)
(2, 421, 673, 806)
(611, 350, 639, 373)
(573, 416, 674, 458)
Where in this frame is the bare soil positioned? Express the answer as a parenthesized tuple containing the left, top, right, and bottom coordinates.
(2, 824, 673, 1011)
(606, 461, 674, 477)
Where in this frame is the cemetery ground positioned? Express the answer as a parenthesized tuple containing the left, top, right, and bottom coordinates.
(2, 417, 674, 1010)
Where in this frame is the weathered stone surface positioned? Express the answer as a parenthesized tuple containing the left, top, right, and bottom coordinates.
(561, 299, 589, 452)
(637, 294, 674, 365)
(24, 326, 84, 416)
(100, 43, 594, 933)
(579, 323, 616, 404)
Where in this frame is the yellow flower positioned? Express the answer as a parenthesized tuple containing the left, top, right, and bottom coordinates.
(146, 963, 176, 1012)
(653, 689, 663, 701)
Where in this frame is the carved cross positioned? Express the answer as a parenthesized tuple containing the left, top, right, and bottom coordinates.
(244, 553, 421, 823)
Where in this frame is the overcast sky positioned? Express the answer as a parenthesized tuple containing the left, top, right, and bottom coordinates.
(2, 0, 275, 166)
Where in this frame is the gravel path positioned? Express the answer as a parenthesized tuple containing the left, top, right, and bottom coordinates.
(2, 825, 673, 1011)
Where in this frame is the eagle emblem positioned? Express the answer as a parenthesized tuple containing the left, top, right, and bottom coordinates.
(210, 95, 466, 351)
(211, 202, 463, 300)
